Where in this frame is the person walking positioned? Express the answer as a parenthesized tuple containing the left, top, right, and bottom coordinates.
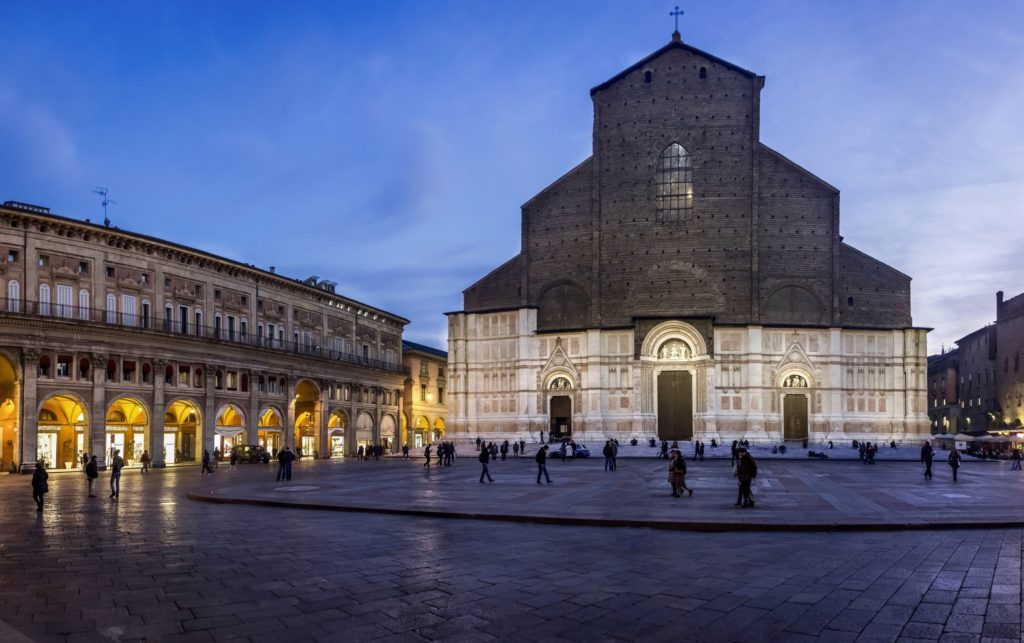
(948, 447, 961, 482)
(109, 449, 124, 499)
(500, 441, 508, 461)
(201, 448, 214, 476)
(1012, 448, 1022, 471)
(668, 450, 693, 497)
(283, 447, 295, 480)
(920, 440, 933, 480)
(535, 445, 552, 484)
(478, 446, 494, 483)
(603, 441, 615, 472)
(402, 444, 409, 459)
(140, 450, 151, 474)
(85, 455, 99, 497)
(423, 444, 433, 468)
(735, 447, 757, 508)
(229, 447, 238, 471)
(31, 460, 48, 512)
(730, 440, 739, 467)
(610, 439, 618, 470)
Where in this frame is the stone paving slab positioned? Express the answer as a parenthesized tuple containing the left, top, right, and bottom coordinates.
(188, 457, 1024, 532)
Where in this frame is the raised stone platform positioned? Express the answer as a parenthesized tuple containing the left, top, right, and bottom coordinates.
(189, 456, 1021, 532)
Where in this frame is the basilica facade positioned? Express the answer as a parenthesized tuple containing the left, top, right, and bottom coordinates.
(447, 32, 930, 445)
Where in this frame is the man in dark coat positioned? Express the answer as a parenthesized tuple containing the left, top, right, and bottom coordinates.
(201, 448, 214, 476)
(536, 445, 552, 484)
(31, 461, 48, 511)
(276, 447, 289, 481)
(735, 448, 757, 508)
(85, 455, 99, 497)
(920, 440, 934, 480)
(478, 446, 494, 483)
(603, 441, 615, 472)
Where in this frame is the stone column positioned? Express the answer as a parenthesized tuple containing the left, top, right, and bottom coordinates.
(248, 376, 260, 447)
(19, 349, 39, 473)
(203, 364, 216, 462)
(317, 390, 329, 458)
(284, 377, 297, 449)
(346, 386, 357, 456)
(374, 387, 382, 445)
(151, 359, 166, 467)
(90, 353, 107, 470)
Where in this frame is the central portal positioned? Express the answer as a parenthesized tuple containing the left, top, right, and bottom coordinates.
(657, 371, 692, 441)
(783, 394, 808, 441)
(549, 395, 572, 439)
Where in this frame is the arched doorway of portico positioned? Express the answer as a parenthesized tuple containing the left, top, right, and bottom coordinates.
(0, 353, 19, 472)
(38, 393, 88, 470)
(106, 397, 149, 468)
(355, 411, 374, 450)
(214, 404, 245, 460)
(293, 379, 320, 457)
(328, 410, 348, 457)
(164, 400, 202, 464)
(258, 407, 284, 456)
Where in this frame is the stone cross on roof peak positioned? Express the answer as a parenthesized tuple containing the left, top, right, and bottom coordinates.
(670, 6, 684, 41)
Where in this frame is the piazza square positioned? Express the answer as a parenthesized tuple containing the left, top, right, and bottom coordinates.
(0, 3, 1023, 643)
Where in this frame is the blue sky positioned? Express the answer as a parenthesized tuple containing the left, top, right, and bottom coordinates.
(1, 0, 1021, 352)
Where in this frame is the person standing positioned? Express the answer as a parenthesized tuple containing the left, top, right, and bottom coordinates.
(603, 441, 615, 472)
(423, 444, 432, 468)
(478, 446, 494, 483)
(920, 440, 933, 480)
(500, 441, 508, 461)
(668, 450, 693, 497)
(276, 447, 289, 481)
(109, 449, 124, 499)
(283, 447, 295, 480)
(1012, 448, 1022, 471)
(512, 441, 520, 458)
(31, 461, 48, 512)
(402, 444, 409, 459)
(140, 450, 151, 474)
(735, 447, 757, 508)
(229, 448, 238, 471)
(610, 439, 618, 470)
(730, 440, 739, 467)
(85, 455, 99, 497)
(536, 445, 552, 484)
(948, 447, 961, 482)
(201, 448, 214, 475)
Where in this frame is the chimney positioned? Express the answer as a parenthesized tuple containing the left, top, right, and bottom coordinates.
(269, 266, 276, 274)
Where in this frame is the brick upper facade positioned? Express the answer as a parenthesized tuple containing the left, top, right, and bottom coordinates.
(461, 36, 912, 331)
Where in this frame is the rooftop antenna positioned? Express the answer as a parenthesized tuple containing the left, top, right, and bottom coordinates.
(93, 187, 115, 227)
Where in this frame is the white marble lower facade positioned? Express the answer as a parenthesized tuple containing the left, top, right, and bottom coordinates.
(447, 310, 931, 445)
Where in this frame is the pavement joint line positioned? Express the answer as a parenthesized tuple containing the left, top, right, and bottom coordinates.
(186, 491, 1024, 534)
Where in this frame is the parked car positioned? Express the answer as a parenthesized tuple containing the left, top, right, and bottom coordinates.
(233, 445, 270, 464)
(573, 444, 590, 458)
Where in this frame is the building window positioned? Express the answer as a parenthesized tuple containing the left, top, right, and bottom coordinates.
(179, 305, 189, 334)
(122, 360, 136, 382)
(164, 305, 173, 331)
(655, 143, 693, 222)
(215, 314, 222, 339)
(141, 300, 150, 328)
(78, 261, 89, 275)
(240, 319, 248, 340)
(438, 386, 445, 404)
(227, 315, 236, 341)
(195, 310, 203, 336)
(105, 265, 114, 278)
(226, 371, 237, 390)
(420, 383, 427, 401)
(7, 280, 19, 312)
(420, 361, 429, 375)
(38, 254, 49, 268)
(79, 289, 90, 320)
(644, 70, 652, 83)
(39, 284, 51, 316)
(6, 250, 17, 263)
(699, 66, 707, 79)
(56, 355, 71, 378)
(56, 284, 73, 318)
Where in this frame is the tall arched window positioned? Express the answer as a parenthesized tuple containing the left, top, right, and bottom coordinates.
(656, 143, 693, 222)
(106, 294, 116, 324)
(79, 289, 90, 320)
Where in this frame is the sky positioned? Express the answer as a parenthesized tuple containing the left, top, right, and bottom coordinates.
(1, 0, 1022, 353)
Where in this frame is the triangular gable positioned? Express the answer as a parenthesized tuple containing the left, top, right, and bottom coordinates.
(540, 337, 579, 386)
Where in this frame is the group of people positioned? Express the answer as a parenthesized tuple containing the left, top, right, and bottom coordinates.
(356, 443, 388, 461)
(422, 442, 457, 468)
(602, 439, 619, 471)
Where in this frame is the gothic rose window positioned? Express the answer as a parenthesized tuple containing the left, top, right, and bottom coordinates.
(655, 143, 693, 222)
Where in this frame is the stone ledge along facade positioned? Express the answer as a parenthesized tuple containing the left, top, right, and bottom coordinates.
(447, 32, 930, 446)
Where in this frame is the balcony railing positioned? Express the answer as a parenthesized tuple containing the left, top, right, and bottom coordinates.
(0, 298, 402, 373)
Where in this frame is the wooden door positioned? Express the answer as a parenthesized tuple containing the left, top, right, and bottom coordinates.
(657, 371, 693, 440)
(783, 394, 808, 441)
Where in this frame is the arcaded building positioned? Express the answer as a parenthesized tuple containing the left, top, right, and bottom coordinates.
(401, 340, 448, 448)
(447, 32, 930, 445)
(0, 200, 406, 473)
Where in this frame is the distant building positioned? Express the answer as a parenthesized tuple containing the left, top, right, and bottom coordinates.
(927, 290, 1024, 434)
(996, 291, 1024, 430)
(926, 348, 959, 434)
(401, 341, 448, 448)
(0, 200, 407, 473)
(447, 31, 929, 445)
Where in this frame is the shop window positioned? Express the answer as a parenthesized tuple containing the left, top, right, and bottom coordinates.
(122, 360, 136, 382)
(36, 355, 50, 377)
(56, 355, 72, 378)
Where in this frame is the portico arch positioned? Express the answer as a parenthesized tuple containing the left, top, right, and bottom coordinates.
(355, 411, 374, 449)
(328, 409, 348, 457)
(414, 415, 429, 447)
(164, 399, 202, 464)
(432, 417, 446, 443)
(214, 404, 245, 459)
(38, 393, 88, 470)
(380, 414, 397, 453)
(257, 406, 283, 455)
(0, 353, 20, 472)
(106, 397, 149, 467)
(293, 379, 320, 457)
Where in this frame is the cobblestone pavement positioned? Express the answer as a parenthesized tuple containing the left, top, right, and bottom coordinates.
(0, 463, 1022, 642)
(194, 456, 1024, 529)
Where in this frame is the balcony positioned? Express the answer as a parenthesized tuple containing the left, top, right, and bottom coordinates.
(0, 298, 403, 373)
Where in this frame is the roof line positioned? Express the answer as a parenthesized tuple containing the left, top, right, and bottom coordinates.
(590, 39, 759, 96)
(841, 241, 912, 282)
(760, 144, 840, 194)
